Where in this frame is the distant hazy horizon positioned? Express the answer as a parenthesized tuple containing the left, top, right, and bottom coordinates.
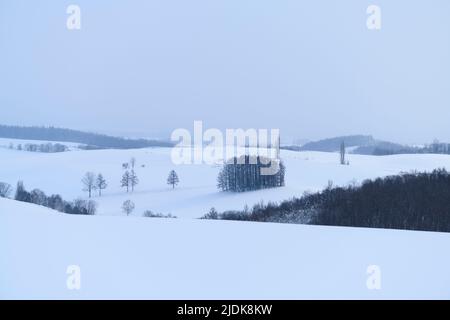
(1, 0, 450, 145)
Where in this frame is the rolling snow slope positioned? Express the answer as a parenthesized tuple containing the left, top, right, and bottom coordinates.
(1, 197, 450, 299)
(1, 144, 450, 218)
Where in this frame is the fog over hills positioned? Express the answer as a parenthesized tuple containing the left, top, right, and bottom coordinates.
(1, 1, 450, 144)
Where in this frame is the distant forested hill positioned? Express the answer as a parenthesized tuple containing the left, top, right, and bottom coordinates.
(288, 134, 450, 156)
(283, 134, 438, 156)
(0, 125, 173, 149)
(298, 135, 376, 152)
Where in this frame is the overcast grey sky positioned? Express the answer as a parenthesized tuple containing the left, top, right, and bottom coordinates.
(1, 0, 449, 144)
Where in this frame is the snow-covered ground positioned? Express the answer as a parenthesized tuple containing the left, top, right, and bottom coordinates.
(1, 141, 450, 218)
(2, 140, 450, 299)
(1, 197, 450, 299)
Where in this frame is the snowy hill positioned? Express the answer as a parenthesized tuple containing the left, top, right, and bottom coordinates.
(296, 135, 416, 156)
(298, 135, 376, 152)
(1, 197, 450, 299)
(1, 144, 450, 218)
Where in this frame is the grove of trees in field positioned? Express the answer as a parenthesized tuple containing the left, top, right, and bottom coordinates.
(217, 155, 285, 192)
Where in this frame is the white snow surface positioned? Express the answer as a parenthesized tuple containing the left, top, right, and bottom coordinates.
(1, 144, 450, 218)
(1, 197, 450, 299)
(2, 144, 450, 299)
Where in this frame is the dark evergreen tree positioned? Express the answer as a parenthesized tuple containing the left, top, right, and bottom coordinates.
(167, 170, 179, 189)
(340, 141, 346, 165)
(121, 171, 131, 192)
(96, 174, 107, 196)
(15, 181, 31, 202)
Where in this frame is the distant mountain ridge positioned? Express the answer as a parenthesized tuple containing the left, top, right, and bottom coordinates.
(0, 125, 173, 149)
(282, 135, 412, 155)
(283, 134, 450, 156)
(298, 135, 376, 152)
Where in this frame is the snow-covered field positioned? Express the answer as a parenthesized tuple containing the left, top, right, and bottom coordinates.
(1, 197, 450, 299)
(2, 140, 450, 299)
(1, 141, 450, 218)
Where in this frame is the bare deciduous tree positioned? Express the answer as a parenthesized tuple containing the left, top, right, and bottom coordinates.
(0, 182, 12, 198)
(82, 172, 97, 198)
(130, 169, 139, 192)
(30, 189, 47, 206)
(122, 200, 135, 216)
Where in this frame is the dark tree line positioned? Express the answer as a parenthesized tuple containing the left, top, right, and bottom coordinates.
(14, 181, 97, 215)
(0, 125, 173, 149)
(217, 155, 285, 192)
(10, 142, 68, 153)
(370, 141, 450, 156)
(205, 169, 450, 233)
(312, 169, 450, 232)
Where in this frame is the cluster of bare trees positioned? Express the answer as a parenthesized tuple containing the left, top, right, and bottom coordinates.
(14, 181, 97, 215)
(4, 156, 181, 217)
(79, 157, 180, 217)
(81, 157, 182, 198)
(78, 157, 181, 216)
(121, 157, 139, 193)
(81, 172, 108, 198)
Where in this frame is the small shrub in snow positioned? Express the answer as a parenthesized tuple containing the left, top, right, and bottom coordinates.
(201, 207, 219, 220)
(143, 210, 176, 218)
